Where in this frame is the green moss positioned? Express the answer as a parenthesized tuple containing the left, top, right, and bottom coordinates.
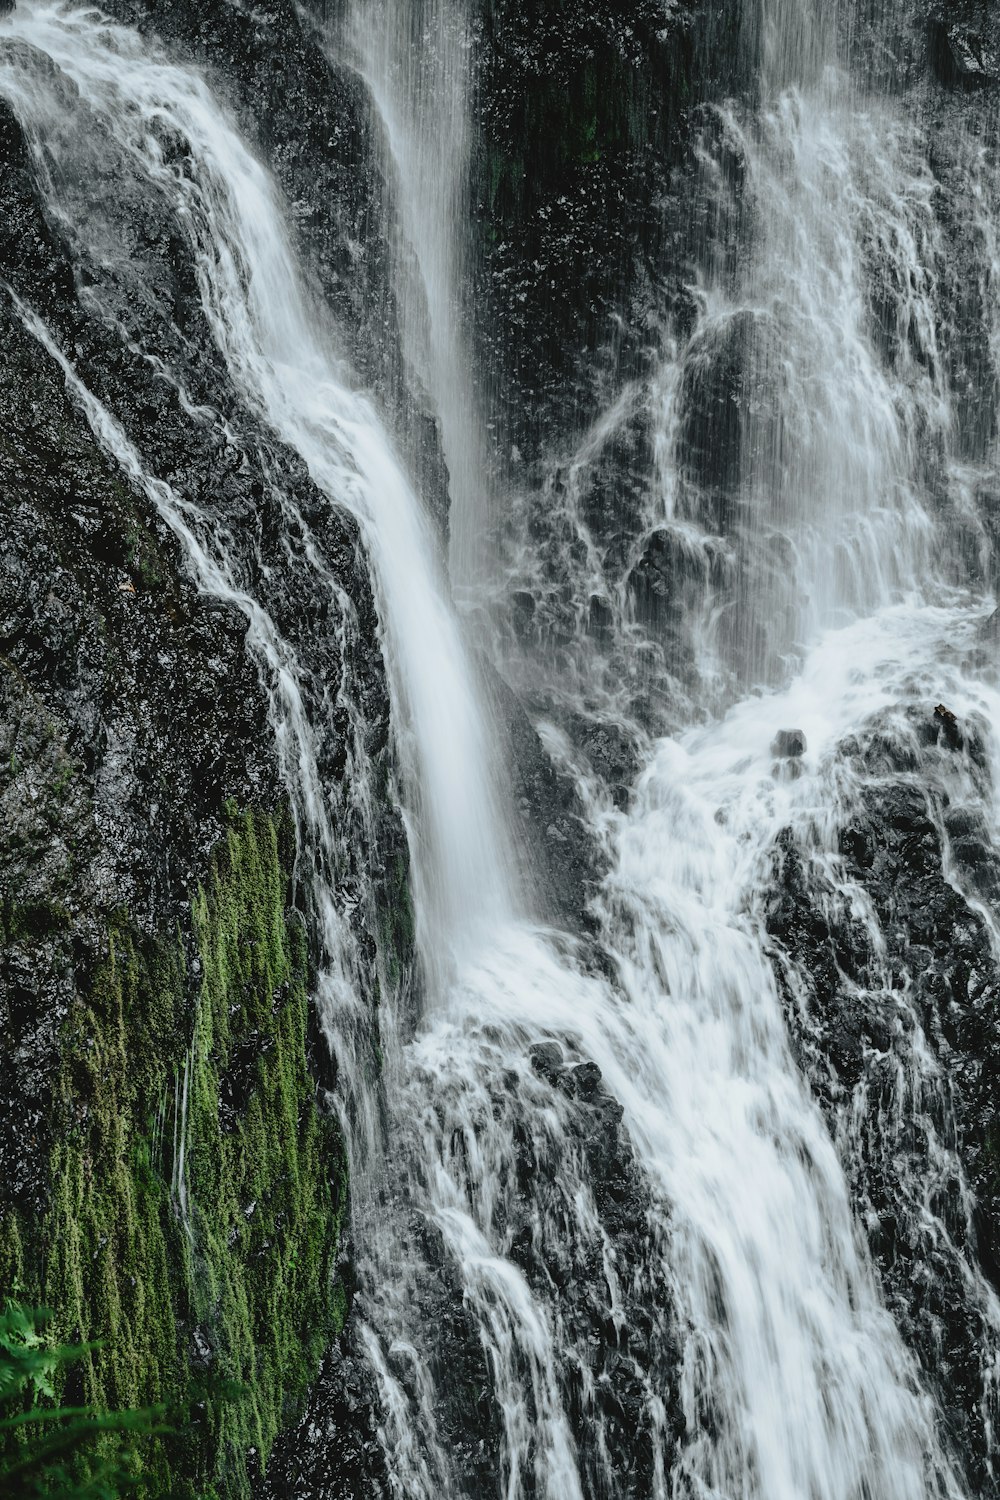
(124, 518, 169, 595)
(182, 810, 347, 1495)
(0, 809, 348, 1498)
(0, 897, 71, 943)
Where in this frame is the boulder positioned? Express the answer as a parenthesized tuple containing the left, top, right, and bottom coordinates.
(771, 728, 807, 759)
(929, 20, 1000, 86)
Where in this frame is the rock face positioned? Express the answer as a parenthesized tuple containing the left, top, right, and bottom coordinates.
(929, 13, 1000, 87)
(520, 1046, 683, 1500)
(97, 0, 452, 531)
(765, 705, 1000, 1494)
(260, 1331, 392, 1500)
(3, 0, 1000, 1496)
(471, 0, 753, 471)
(364, 1037, 683, 1500)
(0, 40, 403, 1498)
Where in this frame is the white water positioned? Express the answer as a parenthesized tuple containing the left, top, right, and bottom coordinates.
(341, 0, 493, 592)
(4, 2, 1000, 1498)
(591, 608, 991, 1500)
(700, 81, 943, 633)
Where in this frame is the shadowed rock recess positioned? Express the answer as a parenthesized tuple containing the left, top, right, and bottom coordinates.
(2, 0, 1000, 1498)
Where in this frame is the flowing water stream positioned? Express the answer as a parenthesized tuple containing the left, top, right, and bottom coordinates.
(2, 0, 1000, 1497)
(341, 0, 493, 593)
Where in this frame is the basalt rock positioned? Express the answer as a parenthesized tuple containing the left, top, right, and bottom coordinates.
(765, 703, 1000, 1492)
(471, 0, 746, 477)
(95, 0, 453, 537)
(259, 1331, 392, 1500)
(929, 17, 1000, 87)
(516, 1044, 683, 1499)
(484, 657, 602, 923)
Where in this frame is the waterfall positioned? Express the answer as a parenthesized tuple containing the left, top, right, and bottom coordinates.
(341, 0, 494, 594)
(3, 1, 1000, 1498)
(0, 0, 515, 970)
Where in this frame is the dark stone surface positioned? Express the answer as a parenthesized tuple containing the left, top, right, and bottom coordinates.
(928, 13, 1000, 87)
(771, 728, 806, 759)
(765, 703, 1000, 1492)
(0, 286, 277, 1216)
(471, 0, 751, 477)
(484, 656, 602, 923)
(95, 0, 453, 533)
(0, 64, 400, 1491)
(259, 1330, 392, 1500)
(3, 0, 1000, 1494)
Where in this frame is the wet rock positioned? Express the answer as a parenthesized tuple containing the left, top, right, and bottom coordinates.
(765, 707, 1000, 1493)
(259, 1328, 391, 1500)
(566, 1059, 605, 1101)
(678, 309, 794, 531)
(934, 700, 960, 742)
(586, 594, 614, 640)
(567, 395, 655, 558)
(573, 713, 645, 806)
(0, 72, 399, 1495)
(529, 1040, 565, 1083)
(771, 728, 806, 759)
(471, 0, 734, 473)
(626, 523, 731, 679)
(929, 20, 1000, 87)
(517, 1046, 682, 1496)
(483, 657, 601, 924)
(508, 588, 536, 642)
(679, 309, 756, 506)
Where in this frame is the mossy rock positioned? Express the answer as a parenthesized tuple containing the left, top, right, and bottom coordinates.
(0, 808, 349, 1499)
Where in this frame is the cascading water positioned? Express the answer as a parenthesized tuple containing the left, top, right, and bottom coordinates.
(0, 0, 515, 959)
(340, 0, 493, 592)
(485, 0, 1000, 1493)
(4, 1, 1000, 1499)
(0, 6, 586, 1495)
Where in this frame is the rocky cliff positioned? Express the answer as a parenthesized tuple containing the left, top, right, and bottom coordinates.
(2, 1, 1000, 1496)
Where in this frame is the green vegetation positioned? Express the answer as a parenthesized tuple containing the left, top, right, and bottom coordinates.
(0, 810, 349, 1498)
(0, 1300, 164, 1498)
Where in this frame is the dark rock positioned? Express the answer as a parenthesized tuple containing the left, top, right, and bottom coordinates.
(765, 706, 1000, 1493)
(567, 1059, 605, 1101)
(929, 20, 1000, 86)
(933, 701, 962, 747)
(679, 309, 758, 508)
(587, 594, 614, 640)
(771, 728, 807, 759)
(258, 1327, 391, 1500)
(96, 0, 452, 528)
(0, 62, 399, 1494)
(529, 1040, 565, 1083)
(471, 0, 743, 474)
(626, 523, 732, 683)
(482, 656, 600, 924)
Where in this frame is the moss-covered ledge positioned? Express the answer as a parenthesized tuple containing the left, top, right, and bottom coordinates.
(0, 803, 349, 1499)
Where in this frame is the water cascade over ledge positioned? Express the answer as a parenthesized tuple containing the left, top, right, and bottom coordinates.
(2, 0, 1000, 1497)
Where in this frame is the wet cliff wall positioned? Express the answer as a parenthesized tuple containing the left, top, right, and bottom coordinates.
(2, 1, 1000, 1497)
(0, 24, 402, 1492)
